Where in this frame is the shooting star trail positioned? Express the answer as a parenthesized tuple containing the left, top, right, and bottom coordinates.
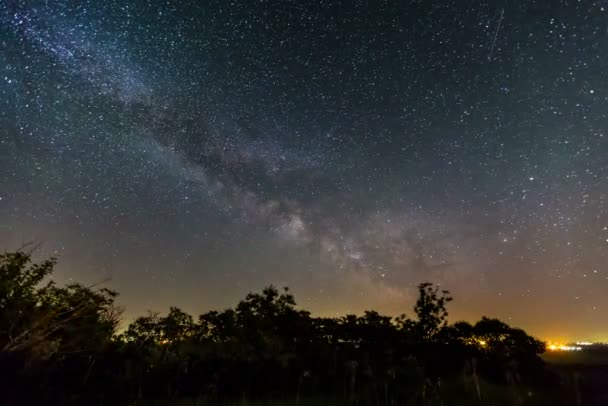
(488, 8, 504, 62)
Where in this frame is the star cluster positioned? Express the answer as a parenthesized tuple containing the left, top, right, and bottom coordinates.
(1, 0, 607, 340)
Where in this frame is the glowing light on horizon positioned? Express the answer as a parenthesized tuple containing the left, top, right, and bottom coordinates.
(547, 342, 582, 351)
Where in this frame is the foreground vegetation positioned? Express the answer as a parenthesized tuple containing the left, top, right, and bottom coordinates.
(0, 250, 589, 405)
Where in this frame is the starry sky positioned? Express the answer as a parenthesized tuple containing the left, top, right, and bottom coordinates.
(1, 0, 607, 341)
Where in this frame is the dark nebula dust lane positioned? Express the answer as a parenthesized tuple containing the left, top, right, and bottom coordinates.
(1, 0, 607, 340)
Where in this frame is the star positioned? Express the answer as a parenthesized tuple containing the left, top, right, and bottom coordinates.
(1, 0, 607, 341)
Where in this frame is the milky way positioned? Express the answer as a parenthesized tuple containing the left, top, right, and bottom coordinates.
(1, 0, 607, 340)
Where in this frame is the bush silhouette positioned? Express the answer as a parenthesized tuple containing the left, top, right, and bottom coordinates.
(0, 250, 560, 405)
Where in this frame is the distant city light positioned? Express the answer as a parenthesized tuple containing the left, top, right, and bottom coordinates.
(547, 343, 582, 351)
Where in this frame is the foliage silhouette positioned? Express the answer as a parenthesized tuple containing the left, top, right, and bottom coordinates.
(0, 250, 574, 405)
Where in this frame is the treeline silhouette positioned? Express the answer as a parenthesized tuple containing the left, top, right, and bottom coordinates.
(0, 250, 570, 405)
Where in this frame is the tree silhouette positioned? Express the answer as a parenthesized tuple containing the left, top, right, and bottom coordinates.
(0, 250, 563, 405)
(0, 251, 119, 358)
(414, 282, 453, 341)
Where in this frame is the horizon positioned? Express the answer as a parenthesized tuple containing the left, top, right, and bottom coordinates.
(16, 252, 608, 344)
(64, 273, 604, 344)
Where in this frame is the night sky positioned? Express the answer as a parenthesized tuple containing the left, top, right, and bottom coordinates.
(1, 0, 607, 341)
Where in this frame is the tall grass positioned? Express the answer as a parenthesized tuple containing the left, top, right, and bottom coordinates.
(131, 374, 572, 406)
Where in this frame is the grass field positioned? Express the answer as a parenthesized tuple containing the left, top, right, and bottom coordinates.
(542, 349, 608, 365)
(542, 349, 608, 405)
(132, 378, 574, 406)
(130, 353, 608, 406)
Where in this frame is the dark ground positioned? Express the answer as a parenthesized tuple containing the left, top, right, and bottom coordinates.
(543, 350, 608, 406)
